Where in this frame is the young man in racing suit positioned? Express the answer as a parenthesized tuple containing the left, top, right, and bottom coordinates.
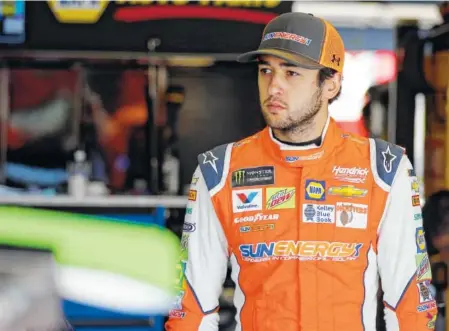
(166, 12, 438, 331)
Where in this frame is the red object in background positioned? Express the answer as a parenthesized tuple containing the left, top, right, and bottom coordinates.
(10, 70, 78, 111)
(374, 50, 397, 86)
(114, 5, 277, 24)
(333, 50, 396, 138)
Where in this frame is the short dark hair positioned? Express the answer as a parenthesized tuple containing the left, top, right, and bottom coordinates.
(318, 67, 341, 105)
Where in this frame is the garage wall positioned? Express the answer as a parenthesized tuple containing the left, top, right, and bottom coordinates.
(169, 63, 265, 188)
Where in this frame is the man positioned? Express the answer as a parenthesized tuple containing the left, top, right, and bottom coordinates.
(166, 12, 437, 331)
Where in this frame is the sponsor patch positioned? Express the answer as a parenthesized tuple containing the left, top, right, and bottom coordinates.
(234, 213, 279, 224)
(411, 178, 420, 194)
(232, 189, 262, 213)
(412, 195, 420, 207)
(172, 291, 185, 310)
(188, 190, 197, 201)
(232, 166, 274, 188)
(175, 259, 187, 291)
(240, 223, 275, 233)
(416, 227, 426, 253)
(414, 213, 422, 221)
(305, 180, 326, 201)
(416, 254, 432, 281)
(426, 313, 437, 329)
(336, 202, 368, 229)
(191, 177, 199, 185)
(263, 31, 312, 46)
(417, 301, 436, 313)
(186, 208, 193, 215)
(180, 234, 189, 250)
(285, 151, 323, 162)
(266, 187, 296, 209)
(332, 166, 369, 184)
(328, 185, 367, 198)
(417, 280, 433, 304)
(239, 241, 363, 262)
(169, 309, 186, 319)
(183, 222, 196, 233)
(302, 204, 335, 224)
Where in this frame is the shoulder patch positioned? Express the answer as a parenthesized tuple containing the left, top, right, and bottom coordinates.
(198, 143, 229, 192)
(371, 138, 404, 187)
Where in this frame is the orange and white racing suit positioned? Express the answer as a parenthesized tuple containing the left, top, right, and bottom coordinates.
(166, 117, 437, 331)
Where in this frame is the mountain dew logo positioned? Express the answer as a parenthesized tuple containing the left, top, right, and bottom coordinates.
(266, 188, 296, 210)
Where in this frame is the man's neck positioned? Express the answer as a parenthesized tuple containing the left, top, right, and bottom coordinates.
(272, 109, 329, 144)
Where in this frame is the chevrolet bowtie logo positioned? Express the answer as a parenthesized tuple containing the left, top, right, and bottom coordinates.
(328, 185, 367, 198)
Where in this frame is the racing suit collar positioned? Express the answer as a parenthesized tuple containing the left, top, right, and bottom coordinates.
(263, 116, 343, 167)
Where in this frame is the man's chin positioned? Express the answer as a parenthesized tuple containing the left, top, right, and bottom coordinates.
(263, 114, 287, 128)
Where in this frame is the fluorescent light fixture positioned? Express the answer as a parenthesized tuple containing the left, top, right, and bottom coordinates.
(292, 1, 442, 28)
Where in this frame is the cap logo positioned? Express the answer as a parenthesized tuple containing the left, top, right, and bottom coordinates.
(263, 32, 312, 46)
(331, 54, 341, 66)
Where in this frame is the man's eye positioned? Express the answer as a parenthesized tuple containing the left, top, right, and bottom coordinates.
(259, 68, 271, 74)
(287, 70, 300, 77)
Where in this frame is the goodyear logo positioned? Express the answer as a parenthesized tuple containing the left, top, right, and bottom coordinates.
(416, 227, 426, 253)
(305, 180, 325, 201)
(239, 240, 363, 262)
(47, 0, 108, 24)
(328, 185, 367, 198)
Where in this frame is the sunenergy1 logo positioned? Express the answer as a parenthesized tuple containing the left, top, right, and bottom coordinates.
(232, 189, 262, 213)
(239, 241, 363, 262)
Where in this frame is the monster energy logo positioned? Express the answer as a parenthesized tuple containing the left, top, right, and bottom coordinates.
(232, 166, 275, 188)
(233, 170, 246, 185)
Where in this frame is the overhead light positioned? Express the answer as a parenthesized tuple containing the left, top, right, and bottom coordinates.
(292, 1, 442, 28)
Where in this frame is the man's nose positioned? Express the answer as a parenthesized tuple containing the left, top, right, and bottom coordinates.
(268, 74, 284, 96)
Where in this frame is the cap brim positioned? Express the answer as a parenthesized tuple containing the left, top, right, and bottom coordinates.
(237, 48, 323, 70)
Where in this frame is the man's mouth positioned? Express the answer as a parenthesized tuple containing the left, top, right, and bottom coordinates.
(266, 102, 286, 113)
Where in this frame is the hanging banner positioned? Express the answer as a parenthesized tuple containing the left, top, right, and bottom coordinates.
(5, 1, 292, 55)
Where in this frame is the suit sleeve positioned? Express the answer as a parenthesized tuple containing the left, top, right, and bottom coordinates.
(165, 166, 229, 331)
(377, 156, 438, 330)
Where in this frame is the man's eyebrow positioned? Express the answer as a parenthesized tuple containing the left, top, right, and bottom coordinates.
(257, 59, 300, 68)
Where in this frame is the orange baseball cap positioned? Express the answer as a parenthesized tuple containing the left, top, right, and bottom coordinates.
(237, 12, 345, 73)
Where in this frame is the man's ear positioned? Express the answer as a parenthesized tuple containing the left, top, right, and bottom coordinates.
(322, 72, 342, 100)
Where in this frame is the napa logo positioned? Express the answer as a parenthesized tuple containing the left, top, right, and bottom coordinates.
(47, 0, 108, 24)
(305, 180, 325, 201)
(239, 240, 363, 262)
(416, 227, 426, 253)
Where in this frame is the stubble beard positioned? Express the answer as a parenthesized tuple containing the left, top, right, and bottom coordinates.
(262, 87, 323, 135)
